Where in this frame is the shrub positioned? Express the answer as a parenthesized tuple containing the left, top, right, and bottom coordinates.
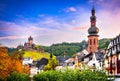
(7, 72, 30, 81)
(33, 69, 110, 81)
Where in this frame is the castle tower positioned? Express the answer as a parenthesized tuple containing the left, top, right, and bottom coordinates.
(28, 36, 33, 46)
(88, 6, 99, 53)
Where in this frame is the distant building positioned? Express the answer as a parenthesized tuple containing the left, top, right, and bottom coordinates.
(17, 36, 35, 50)
(24, 36, 35, 50)
(22, 57, 33, 65)
(17, 36, 44, 52)
(104, 34, 120, 75)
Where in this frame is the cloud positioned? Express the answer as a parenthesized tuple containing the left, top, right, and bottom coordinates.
(65, 7, 77, 12)
(97, 9, 120, 39)
(89, 0, 105, 4)
(72, 25, 89, 31)
(0, 6, 90, 47)
(68, 7, 77, 12)
(1, 2, 120, 47)
(0, 36, 18, 40)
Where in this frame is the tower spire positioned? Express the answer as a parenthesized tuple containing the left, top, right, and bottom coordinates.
(90, 6, 96, 27)
(83, 40, 86, 49)
(87, 6, 99, 53)
(92, 5, 95, 16)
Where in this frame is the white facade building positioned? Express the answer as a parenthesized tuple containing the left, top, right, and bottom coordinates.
(22, 57, 33, 65)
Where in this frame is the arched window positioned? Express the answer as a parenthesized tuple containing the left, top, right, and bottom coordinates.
(90, 39, 92, 45)
(94, 39, 96, 45)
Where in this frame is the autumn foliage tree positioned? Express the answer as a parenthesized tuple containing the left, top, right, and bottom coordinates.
(0, 46, 30, 80)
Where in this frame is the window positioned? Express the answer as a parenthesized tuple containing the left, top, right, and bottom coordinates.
(94, 39, 96, 45)
(90, 39, 92, 45)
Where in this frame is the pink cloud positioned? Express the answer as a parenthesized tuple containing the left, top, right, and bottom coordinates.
(0, 36, 18, 40)
(0, 35, 29, 40)
(65, 7, 77, 12)
(72, 25, 89, 31)
(69, 7, 77, 12)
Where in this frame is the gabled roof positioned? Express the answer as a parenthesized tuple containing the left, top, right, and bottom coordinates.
(82, 49, 88, 55)
(57, 56, 70, 63)
(84, 52, 93, 58)
(94, 51, 104, 61)
(57, 56, 70, 65)
(77, 53, 85, 62)
(64, 58, 74, 63)
(77, 49, 89, 62)
(35, 58, 48, 68)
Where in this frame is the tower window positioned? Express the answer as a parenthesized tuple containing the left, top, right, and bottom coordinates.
(94, 39, 96, 45)
(90, 39, 92, 45)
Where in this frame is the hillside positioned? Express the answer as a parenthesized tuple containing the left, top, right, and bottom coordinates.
(7, 38, 111, 57)
(23, 51, 50, 61)
(99, 38, 110, 49)
(42, 38, 111, 56)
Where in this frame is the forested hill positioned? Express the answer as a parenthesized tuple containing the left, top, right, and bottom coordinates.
(42, 38, 111, 56)
(7, 38, 111, 57)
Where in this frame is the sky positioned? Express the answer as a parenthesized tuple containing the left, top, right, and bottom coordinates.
(0, 0, 120, 47)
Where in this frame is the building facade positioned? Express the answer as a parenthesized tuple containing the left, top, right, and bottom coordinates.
(104, 34, 120, 75)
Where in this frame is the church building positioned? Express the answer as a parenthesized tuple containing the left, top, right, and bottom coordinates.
(86, 6, 104, 70)
(75, 6, 104, 70)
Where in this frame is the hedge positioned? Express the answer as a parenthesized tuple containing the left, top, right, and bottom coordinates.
(33, 69, 111, 81)
(7, 72, 30, 81)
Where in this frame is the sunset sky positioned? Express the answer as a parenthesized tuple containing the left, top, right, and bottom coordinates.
(0, 0, 120, 47)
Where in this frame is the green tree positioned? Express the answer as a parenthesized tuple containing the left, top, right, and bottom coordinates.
(44, 54, 58, 71)
(7, 72, 30, 81)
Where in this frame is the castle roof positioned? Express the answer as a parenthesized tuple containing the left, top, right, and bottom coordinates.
(28, 36, 33, 40)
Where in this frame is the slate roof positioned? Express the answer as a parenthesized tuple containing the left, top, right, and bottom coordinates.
(84, 52, 93, 58)
(35, 58, 48, 70)
(77, 53, 85, 62)
(94, 51, 104, 61)
(77, 49, 89, 62)
(56, 56, 70, 65)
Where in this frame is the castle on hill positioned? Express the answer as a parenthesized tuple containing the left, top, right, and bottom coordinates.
(17, 36, 44, 52)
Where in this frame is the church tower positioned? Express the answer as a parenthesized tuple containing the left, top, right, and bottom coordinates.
(28, 36, 33, 46)
(88, 6, 99, 53)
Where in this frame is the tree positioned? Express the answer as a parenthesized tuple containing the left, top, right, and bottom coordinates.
(0, 46, 11, 80)
(7, 71, 30, 81)
(0, 46, 30, 80)
(9, 50, 30, 75)
(44, 54, 58, 71)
